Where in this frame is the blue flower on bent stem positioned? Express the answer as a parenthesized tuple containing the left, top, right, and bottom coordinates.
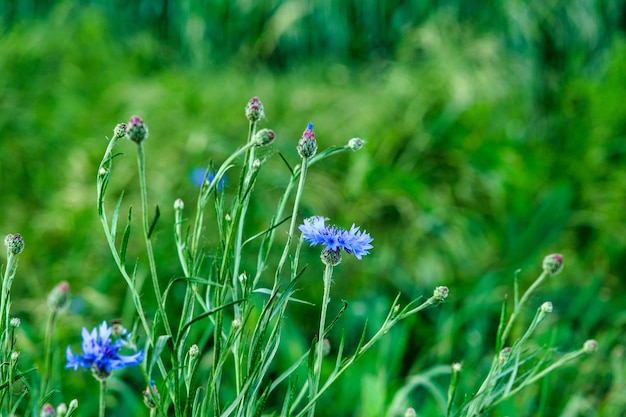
(66, 321, 144, 380)
(299, 216, 373, 260)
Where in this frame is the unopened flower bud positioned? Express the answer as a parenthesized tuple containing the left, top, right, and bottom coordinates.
(4, 233, 24, 255)
(297, 123, 317, 158)
(67, 399, 78, 413)
(542, 253, 563, 275)
(113, 123, 127, 139)
(253, 128, 275, 146)
(540, 301, 553, 314)
(174, 198, 184, 211)
(583, 339, 598, 353)
(499, 347, 512, 364)
(404, 408, 417, 417)
(56, 403, 67, 417)
(189, 344, 200, 358)
(238, 272, 247, 284)
(252, 159, 261, 169)
(347, 137, 364, 151)
(232, 318, 242, 328)
(245, 97, 265, 122)
(40, 403, 56, 417)
(110, 319, 126, 338)
(143, 380, 159, 409)
(48, 281, 71, 312)
(433, 286, 449, 301)
(320, 248, 342, 266)
(322, 338, 331, 356)
(10, 317, 20, 328)
(225, 213, 232, 222)
(127, 115, 149, 143)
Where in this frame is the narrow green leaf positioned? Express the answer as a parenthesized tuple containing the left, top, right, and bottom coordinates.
(111, 190, 125, 239)
(120, 206, 132, 264)
(148, 335, 171, 376)
(148, 204, 160, 239)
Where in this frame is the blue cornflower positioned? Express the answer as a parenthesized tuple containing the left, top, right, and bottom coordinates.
(299, 216, 373, 260)
(66, 321, 144, 380)
(190, 167, 226, 190)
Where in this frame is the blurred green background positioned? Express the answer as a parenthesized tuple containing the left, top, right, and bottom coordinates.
(1, 0, 626, 415)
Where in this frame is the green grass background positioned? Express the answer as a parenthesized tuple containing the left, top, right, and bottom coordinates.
(1, 0, 625, 415)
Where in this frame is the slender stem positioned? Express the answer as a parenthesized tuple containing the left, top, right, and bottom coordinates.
(275, 157, 309, 284)
(137, 143, 172, 338)
(99, 379, 107, 417)
(308, 263, 333, 417)
(1, 252, 16, 350)
(40, 310, 58, 395)
(501, 271, 548, 345)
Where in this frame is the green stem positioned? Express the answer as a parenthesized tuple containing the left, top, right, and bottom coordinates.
(1, 252, 16, 350)
(308, 263, 333, 417)
(137, 143, 173, 338)
(501, 271, 548, 345)
(40, 310, 58, 396)
(99, 379, 107, 417)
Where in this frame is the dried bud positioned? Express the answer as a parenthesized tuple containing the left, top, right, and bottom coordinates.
(113, 123, 127, 139)
(542, 254, 563, 275)
(297, 123, 317, 158)
(4, 233, 24, 255)
(127, 115, 149, 143)
(143, 380, 159, 409)
(583, 339, 598, 354)
(245, 97, 265, 122)
(47, 281, 71, 312)
(253, 128, 275, 146)
(347, 137, 364, 151)
(320, 248, 342, 266)
(433, 286, 449, 301)
(540, 301, 553, 314)
(40, 403, 56, 417)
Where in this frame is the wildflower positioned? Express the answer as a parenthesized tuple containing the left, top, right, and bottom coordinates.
(297, 122, 317, 158)
(347, 137, 364, 151)
(190, 168, 226, 190)
(66, 321, 144, 381)
(4, 233, 24, 255)
(126, 115, 149, 143)
(47, 281, 70, 312)
(299, 216, 373, 260)
(542, 253, 563, 275)
(245, 96, 264, 122)
(253, 128, 275, 146)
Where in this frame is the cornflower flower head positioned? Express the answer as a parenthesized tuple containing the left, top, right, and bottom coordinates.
(299, 216, 373, 261)
(66, 321, 144, 381)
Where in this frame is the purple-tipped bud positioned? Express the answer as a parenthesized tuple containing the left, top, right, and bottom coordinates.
(297, 122, 317, 158)
(47, 281, 71, 312)
(583, 339, 598, 353)
(40, 403, 56, 417)
(4, 233, 24, 255)
(245, 97, 265, 122)
(143, 380, 160, 409)
(127, 115, 149, 143)
(320, 248, 342, 266)
(433, 286, 449, 301)
(347, 137, 364, 151)
(253, 128, 275, 146)
(113, 123, 128, 139)
(542, 254, 563, 275)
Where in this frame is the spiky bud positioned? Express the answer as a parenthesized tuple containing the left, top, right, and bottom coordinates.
(245, 97, 265, 122)
(253, 128, 275, 146)
(297, 123, 317, 158)
(542, 254, 563, 275)
(47, 281, 71, 312)
(113, 123, 127, 139)
(347, 137, 364, 151)
(4, 233, 24, 255)
(433, 286, 449, 301)
(127, 115, 149, 143)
